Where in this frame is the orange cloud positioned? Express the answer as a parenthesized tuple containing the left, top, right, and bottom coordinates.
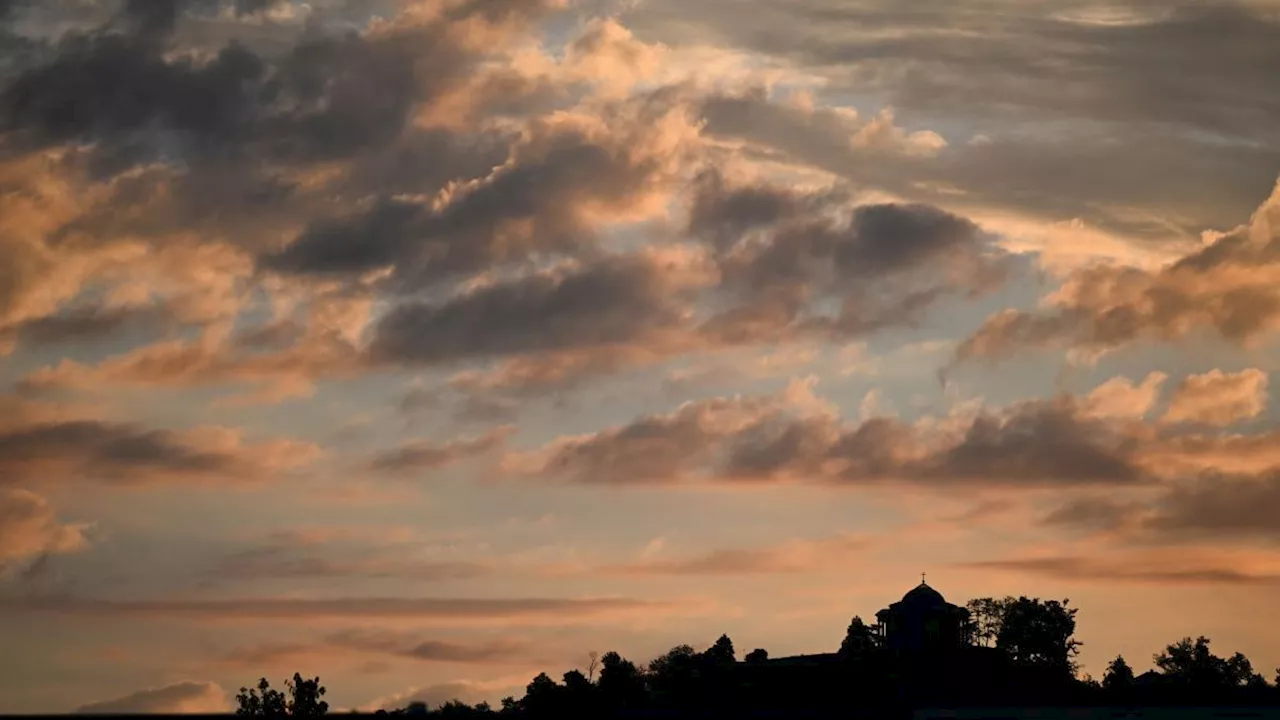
(962, 546, 1280, 587)
(603, 533, 870, 576)
(0, 489, 90, 573)
(957, 178, 1280, 364)
(1082, 372, 1167, 420)
(73, 681, 230, 714)
(1162, 368, 1269, 426)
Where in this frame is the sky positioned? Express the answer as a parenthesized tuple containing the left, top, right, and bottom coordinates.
(2, 0, 1280, 713)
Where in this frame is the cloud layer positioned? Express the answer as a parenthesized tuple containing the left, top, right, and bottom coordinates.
(3, 0, 1280, 712)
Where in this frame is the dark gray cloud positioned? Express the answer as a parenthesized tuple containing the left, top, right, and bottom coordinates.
(4, 303, 175, 347)
(1145, 473, 1280, 541)
(368, 427, 513, 474)
(0, 421, 232, 481)
(519, 391, 1150, 488)
(912, 400, 1144, 485)
(0, 411, 316, 486)
(0, 32, 266, 167)
(265, 99, 688, 285)
(0, 0, 555, 217)
(367, 253, 698, 365)
(1041, 461, 1280, 544)
(637, 1, 1280, 142)
(696, 84, 1280, 240)
(771, 399, 1148, 487)
(692, 172, 1013, 345)
(0, 0, 27, 22)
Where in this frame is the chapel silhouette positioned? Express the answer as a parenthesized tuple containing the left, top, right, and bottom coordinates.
(874, 575, 971, 653)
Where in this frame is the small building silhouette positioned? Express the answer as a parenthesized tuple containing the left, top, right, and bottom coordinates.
(875, 578, 971, 653)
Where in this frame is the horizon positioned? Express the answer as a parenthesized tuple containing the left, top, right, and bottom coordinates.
(2, 0, 1280, 714)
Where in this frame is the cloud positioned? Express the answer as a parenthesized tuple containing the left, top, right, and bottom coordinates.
(638, 1, 1280, 138)
(212, 528, 494, 582)
(1162, 368, 1269, 426)
(961, 555, 1280, 587)
(265, 94, 702, 286)
(329, 629, 529, 664)
(605, 533, 868, 576)
(505, 387, 788, 485)
(633, 0, 1280, 236)
(1081, 372, 1167, 420)
(219, 630, 529, 667)
(74, 680, 230, 714)
(0, 406, 319, 488)
(1145, 473, 1280, 542)
(367, 678, 528, 712)
(367, 249, 713, 366)
(3, 595, 667, 622)
(18, 289, 372, 402)
(1044, 472, 1280, 544)
(691, 171, 1012, 345)
(0, 488, 89, 572)
(0, 0, 557, 169)
(1042, 497, 1142, 534)
(508, 379, 1152, 488)
(368, 427, 514, 475)
(956, 179, 1280, 363)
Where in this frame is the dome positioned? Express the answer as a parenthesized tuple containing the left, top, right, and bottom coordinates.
(900, 582, 946, 607)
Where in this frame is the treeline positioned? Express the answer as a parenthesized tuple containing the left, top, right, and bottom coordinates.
(234, 597, 1280, 718)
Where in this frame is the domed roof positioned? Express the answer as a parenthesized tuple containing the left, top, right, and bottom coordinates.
(900, 582, 946, 607)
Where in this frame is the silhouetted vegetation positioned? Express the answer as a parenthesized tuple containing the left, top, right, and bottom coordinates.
(236, 673, 328, 716)
(264, 590, 1280, 718)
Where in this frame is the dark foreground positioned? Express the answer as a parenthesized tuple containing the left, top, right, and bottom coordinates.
(8, 709, 1280, 720)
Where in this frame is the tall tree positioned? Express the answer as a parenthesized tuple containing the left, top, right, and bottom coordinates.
(598, 651, 645, 709)
(706, 634, 736, 666)
(965, 597, 1012, 648)
(1155, 636, 1226, 687)
(838, 615, 879, 658)
(996, 597, 1081, 676)
(522, 673, 561, 716)
(1103, 655, 1135, 691)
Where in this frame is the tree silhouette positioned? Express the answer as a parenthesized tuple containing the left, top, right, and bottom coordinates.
(1103, 655, 1134, 691)
(521, 672, 560, 716)
(995, 597, 1081, 676)
(706, 634, 736, 666)
(597, 651, 645, 710)
(1156, 636, 1228, 688)
(239, 588, 1280, 718)
(838, 615, 879, 658)
(1154, 636, 1266, 691)
(965, 597, 1011, 648)
(236, 673, 328, 716)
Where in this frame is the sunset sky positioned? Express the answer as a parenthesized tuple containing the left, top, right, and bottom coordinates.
(2, 0, 1280, 713)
